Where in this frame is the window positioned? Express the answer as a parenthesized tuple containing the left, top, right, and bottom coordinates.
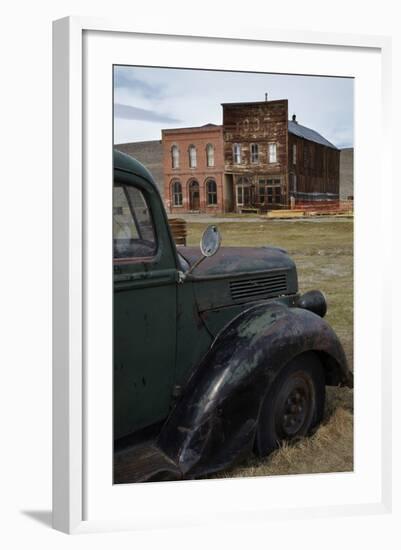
(172, 180, 183, 206)
(206, 144, 214, 167)
(292, 143, 297, 165)
(257, 178, 282, 206)
(233, 143, 241, 164)
(251, 143, 259, 163)
(113, 184, 156, 260)
(237, 185, 243, 205)
(207, 179, 217, 205)
(189, 145, 197, 168)
(268, 143, 277, 163)
(171, 145, 179, 168)
(236, 177, 251, 206)
(266, 179, 282, 204)
(258, 178, 267, 204)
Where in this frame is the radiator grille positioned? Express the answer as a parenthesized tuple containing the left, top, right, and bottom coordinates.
(230, 273, 288, 301)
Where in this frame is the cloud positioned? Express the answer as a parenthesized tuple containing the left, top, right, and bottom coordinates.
(113, 66, 353, 146)
(114, 103, 181, 124)
(114, 68, 163, 99)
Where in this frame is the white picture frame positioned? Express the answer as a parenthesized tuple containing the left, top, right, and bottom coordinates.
(52, 16, 392, 534)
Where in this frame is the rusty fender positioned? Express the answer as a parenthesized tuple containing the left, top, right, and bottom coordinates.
(158, 301, 352, 479)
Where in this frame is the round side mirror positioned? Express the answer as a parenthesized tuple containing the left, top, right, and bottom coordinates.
(200, 225, 221, 257)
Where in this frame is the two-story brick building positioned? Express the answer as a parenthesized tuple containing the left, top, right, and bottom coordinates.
(162, 99, 340, 213)
(162, 124, 226, 214)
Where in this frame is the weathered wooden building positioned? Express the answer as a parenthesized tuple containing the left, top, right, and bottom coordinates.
(162, 99, 340, 213)
(223, 100, 340, 212)
(287, 115, 340, 205)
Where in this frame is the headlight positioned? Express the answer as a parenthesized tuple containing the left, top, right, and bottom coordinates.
(297, 290, 327, 318)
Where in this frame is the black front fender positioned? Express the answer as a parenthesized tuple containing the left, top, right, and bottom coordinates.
(158, 302, 352, 478)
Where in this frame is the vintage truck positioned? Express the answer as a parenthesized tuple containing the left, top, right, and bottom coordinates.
(113, 149, 353, 483)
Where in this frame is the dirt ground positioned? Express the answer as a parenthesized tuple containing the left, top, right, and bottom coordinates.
(185, 218, 354, 478)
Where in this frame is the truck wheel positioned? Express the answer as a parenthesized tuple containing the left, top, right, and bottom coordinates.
(255, 352, 325, 457)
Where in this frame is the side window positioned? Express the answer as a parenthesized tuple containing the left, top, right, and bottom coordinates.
(113, 184, 156, 260)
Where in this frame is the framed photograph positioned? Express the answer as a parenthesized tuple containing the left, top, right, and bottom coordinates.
(52, 17, 392, 534)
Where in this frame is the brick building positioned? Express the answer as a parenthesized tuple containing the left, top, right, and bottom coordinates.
(162, 99, 340, 213)
(162, 124, 225, 214)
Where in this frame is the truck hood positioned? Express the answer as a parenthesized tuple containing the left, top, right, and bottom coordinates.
(180, 246, 295, 278)
(179, 246, 298, 312)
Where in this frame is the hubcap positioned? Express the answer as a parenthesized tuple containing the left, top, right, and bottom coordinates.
(274, 372, 314, 439)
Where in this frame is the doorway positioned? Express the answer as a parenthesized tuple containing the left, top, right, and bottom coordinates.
(189, 180, 200, 211)
(236, 176, 251, 210)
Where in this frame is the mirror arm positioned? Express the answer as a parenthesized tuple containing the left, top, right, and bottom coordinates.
(177, 255, 207, 283)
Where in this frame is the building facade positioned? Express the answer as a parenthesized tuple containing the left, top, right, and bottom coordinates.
(162, 100, 340, 214)
(162, 124, 225, 214)
(222, 100, 289, 212)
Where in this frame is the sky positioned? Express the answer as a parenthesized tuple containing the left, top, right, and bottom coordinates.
(113, 66, 354, 149)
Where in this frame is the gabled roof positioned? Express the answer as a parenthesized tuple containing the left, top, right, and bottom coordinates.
(288, 121, 337, 150)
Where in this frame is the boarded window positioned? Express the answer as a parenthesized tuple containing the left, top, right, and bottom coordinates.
(292, 144, 297, 165)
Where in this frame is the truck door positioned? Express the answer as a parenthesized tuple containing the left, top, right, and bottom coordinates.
(113, 173, 177, 440)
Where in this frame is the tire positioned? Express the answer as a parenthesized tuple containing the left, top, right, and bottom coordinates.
(255, 352, 325, 457)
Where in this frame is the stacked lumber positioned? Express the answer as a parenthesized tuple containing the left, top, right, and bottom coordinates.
(168, 218, 187, 245)
(267, 210, 306, 219)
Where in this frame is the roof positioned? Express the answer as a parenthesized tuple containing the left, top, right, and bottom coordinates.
(221, 100, 285, 106)
(288, 121, 337, 150)
(162, 123, 222, 134)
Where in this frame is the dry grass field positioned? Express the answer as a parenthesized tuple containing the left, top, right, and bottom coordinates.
(186, 218, 354, 477)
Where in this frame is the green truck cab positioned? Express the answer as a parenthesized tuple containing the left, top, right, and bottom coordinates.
(113, 150, 352, 482)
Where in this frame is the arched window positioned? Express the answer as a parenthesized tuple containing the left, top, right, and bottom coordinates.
(206, 144, 214, 167)
(188, 145, 197, 168)
(172, 180, 183, 206)
(206, 180, 217, 205)
(171, 145, 179, 168)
